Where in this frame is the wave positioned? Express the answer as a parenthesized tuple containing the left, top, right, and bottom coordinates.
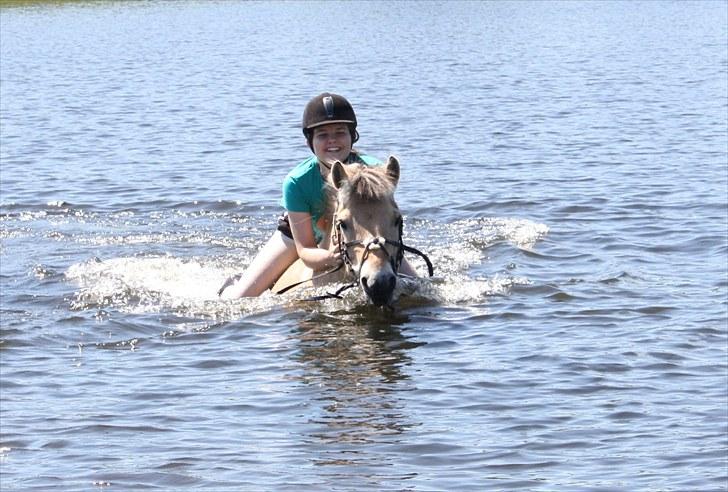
(63, 216, 547, 320)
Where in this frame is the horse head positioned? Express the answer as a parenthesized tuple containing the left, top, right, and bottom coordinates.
(329, 156, 403, 306)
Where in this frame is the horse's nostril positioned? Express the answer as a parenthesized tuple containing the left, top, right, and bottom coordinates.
(386, 274, 396, 291)
(360, 273, 396, 305)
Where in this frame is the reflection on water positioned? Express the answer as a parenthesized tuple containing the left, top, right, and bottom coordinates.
(1, 1, 726, 490)
(293, 310, 422, 468)
(288, 307, 432, 483)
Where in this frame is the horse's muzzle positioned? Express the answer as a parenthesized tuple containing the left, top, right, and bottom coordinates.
(361, 271, 397, 306)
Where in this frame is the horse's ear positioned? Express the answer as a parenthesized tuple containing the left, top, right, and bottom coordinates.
(385, 155, 400, 187)
(331, 161, 347, 189)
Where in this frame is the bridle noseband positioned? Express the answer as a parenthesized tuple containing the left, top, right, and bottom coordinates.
(274, 212, 434, 302)
(335, 218, 427, 279)
(315, 216, 433, 301)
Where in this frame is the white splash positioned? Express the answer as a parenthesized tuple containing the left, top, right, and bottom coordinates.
(67, 256, 223, 301)
(443, 217, 549, 250)
(64, 216, 548, 318)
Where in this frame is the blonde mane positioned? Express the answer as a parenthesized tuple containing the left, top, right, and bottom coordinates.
(270, 156, 423, 307)
(328, 164, 396, 206)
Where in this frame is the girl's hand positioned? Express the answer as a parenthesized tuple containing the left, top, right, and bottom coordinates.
(286, 211, 342, 270)
(321, 247, 342, 269)
(299, 246, 341, 270)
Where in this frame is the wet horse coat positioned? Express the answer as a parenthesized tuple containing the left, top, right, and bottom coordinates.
(271, 156, 404, 305)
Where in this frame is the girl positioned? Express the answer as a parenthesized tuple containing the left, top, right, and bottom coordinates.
(219, 92, 414, 299)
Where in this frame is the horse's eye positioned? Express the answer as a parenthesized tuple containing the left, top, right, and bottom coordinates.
(337, 220, 348, 231)
(394, 216, 403, 227)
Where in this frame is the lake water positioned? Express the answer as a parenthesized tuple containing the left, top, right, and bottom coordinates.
(1, 1, 727, 490)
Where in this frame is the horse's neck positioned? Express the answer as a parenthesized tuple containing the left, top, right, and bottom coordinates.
(317, 186, 338, 252)
(318, 217, 334, 251)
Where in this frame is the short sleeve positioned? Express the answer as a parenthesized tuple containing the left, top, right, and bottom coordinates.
(281, 175, 308, 213)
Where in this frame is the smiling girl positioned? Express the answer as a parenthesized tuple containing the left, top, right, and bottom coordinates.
(219, 93, 382, 298)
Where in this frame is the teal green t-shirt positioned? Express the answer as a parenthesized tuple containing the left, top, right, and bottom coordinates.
(280, 152, 380, 241)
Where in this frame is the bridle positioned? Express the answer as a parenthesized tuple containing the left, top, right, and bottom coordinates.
(335, 216, 432, 280)
(274, 214, 434, 301)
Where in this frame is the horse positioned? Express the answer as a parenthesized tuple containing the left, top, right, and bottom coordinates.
(271, 156, 433, 306)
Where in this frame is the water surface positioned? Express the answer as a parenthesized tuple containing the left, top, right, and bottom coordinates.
(1, 1, 727, 490)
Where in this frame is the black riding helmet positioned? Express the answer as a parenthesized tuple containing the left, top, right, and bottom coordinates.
(302, 93, 359, 151)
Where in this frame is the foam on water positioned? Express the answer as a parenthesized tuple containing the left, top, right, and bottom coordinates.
(64, 216, 545, 319)
(444, 217, 550, 250)
(67, 256, 224, 302)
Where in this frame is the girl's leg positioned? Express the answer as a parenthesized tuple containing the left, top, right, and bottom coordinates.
(219, 231, 299, 298)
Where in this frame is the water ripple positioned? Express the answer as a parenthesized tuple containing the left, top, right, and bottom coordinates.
(1, 2, 726, 491)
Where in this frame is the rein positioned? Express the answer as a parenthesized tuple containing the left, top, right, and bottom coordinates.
(273, 261, 344, 296)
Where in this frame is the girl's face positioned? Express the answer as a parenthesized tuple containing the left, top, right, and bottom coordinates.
(312, 123, 352, 166)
